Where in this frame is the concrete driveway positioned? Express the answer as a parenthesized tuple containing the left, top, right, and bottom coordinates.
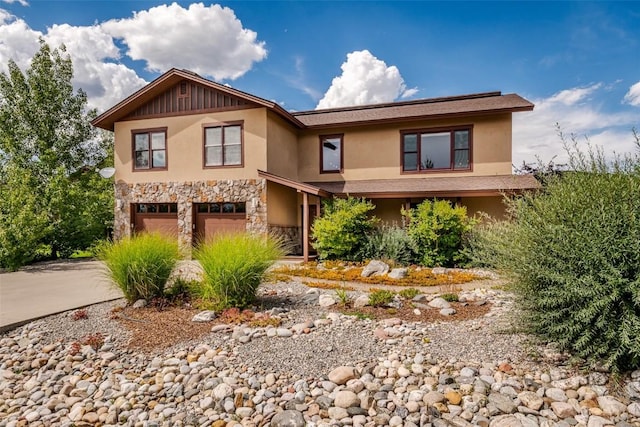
(0, 260, 122, 332)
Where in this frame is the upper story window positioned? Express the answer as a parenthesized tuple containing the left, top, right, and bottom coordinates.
(133, 128, 167, 170)
(320, 134, 343, 173)
(204, 122, 243, 167)
(401, 127, 471, 172)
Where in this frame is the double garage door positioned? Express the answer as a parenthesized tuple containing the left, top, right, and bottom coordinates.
(132, 202, 247, 244)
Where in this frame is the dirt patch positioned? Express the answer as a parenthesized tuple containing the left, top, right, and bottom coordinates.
(336, 301, 491, 322)
(115, 305, 212, 352)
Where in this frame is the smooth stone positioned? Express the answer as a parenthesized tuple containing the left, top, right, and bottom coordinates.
(388, 268, 408, 279)
(488, 393, 517, 414)
(428, 297, 451, 309)
(328, 366, 356, 385)
(361, 260, 389, 277)
(192, 310, 216, 322)
(546, 387, 568, 402)
(334, 390, 360, 408)
(328, 406, 349, 419)
(551, 402, 577, 418)
(319, 295, 337, 307)
(597, 396, 627, 416)
(518, 391, 544, 411)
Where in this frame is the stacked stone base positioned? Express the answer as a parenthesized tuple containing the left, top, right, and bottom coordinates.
(114, 180, 267, 250)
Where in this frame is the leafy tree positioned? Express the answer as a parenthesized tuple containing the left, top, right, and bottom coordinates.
(0, 40, 113, 269)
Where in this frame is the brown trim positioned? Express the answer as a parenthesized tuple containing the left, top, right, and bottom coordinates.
(202, 120, 245, 169)
(91, 68, 306, 131)
(400, 125, 473, 174)
(296, 108, 531, 130)
(119, 104, 262, 123)
(258, 170, 331, 198)
(131, 127, 168, 172)
(331, 189, 530, 199)
(302, 192, 309, 262)
(319, 134, 344, 174)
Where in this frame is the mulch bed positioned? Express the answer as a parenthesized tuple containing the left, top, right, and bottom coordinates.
(115, 305, 212, 351)
(113, 298, 492, 352)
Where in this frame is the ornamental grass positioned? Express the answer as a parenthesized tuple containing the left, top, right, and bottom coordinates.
(96, 233, 181, 303)
(193, 233, 284, 309)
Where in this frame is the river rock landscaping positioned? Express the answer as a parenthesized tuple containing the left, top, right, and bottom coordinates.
(1, 280, 640, 427)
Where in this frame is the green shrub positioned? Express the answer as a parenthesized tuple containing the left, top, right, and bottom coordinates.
(97, 233, 180, 303)
(312, 197, 378, 261)
(368, 289, 396, 307)
(194, 233, 284, 309)
(403, 199, 475, 267)
(470, 140, 640, 371)
(440, 293, 459, 302)
(399, 288, 420, 300)
(360, 224, 415, 265)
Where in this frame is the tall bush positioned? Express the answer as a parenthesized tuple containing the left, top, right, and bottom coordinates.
(97, 233, 180, 303)
(360, 224, 415, 265)
(311, 197, 378, 261)
(470, 141, 640, 371)
(194, 233, 284, 309)
(403, 199, 474, 267)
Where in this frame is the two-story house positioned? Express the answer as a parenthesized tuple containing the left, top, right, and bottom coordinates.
(92, 68, 538, 261)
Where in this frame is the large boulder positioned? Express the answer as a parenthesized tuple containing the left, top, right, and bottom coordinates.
(361, 260, 389, 277)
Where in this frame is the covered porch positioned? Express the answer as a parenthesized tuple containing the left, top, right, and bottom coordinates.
(260, 170, 540, 262)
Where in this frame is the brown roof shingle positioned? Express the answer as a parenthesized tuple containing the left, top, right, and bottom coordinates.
(306, 174, 540, 197)
(293, 92, 534, 128)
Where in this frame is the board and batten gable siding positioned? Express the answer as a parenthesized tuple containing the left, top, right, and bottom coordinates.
(113, 108, 269, 184)
(296, 113, 513, 183)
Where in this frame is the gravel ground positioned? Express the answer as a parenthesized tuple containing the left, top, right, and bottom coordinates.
(16, 280, 536, 379)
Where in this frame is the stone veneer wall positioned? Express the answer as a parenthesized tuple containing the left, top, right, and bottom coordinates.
(268, 225, 301, 255)
(114, 179, 267, 250)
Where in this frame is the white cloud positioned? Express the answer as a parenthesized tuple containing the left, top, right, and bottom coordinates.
(546, 83, 601, 106)
(44, 24, 146, 112)
(624, 81, 640, 106)
(316, 50, 416, 109)
(0, 10, 41, 71)
(101, 2, 266, 81)
(1, 0, 29, 6)
(513, 83, 639, 167)
(0, 10, 146, 112)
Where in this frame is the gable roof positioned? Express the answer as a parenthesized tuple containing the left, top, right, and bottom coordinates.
(92, 69, 534, 132)
(91, 68, 305, 131)
(293, 92, 534, 128)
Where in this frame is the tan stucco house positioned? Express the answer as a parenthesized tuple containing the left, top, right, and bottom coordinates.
(92, 68, 538, 260)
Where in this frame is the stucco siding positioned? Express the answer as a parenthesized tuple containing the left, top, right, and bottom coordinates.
(297, 114, 513, 182)
(114, 108, 268, 184)
(266, 111, 299, 180)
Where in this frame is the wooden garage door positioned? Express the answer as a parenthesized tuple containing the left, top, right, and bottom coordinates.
(193, 202, 247, 244)
(133, 203, 178, 237)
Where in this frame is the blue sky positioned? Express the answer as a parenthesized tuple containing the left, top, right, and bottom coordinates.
(0, 1, 639, 166)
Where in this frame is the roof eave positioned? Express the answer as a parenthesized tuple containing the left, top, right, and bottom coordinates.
(258, 170, 331, 197)
(299, 106, 535, 130)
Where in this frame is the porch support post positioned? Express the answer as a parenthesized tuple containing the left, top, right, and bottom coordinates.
(302, 191, 310, 262)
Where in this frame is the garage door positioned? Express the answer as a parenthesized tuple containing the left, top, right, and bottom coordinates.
(193, 202, 247, 245)
(133, 203, 178, 237)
